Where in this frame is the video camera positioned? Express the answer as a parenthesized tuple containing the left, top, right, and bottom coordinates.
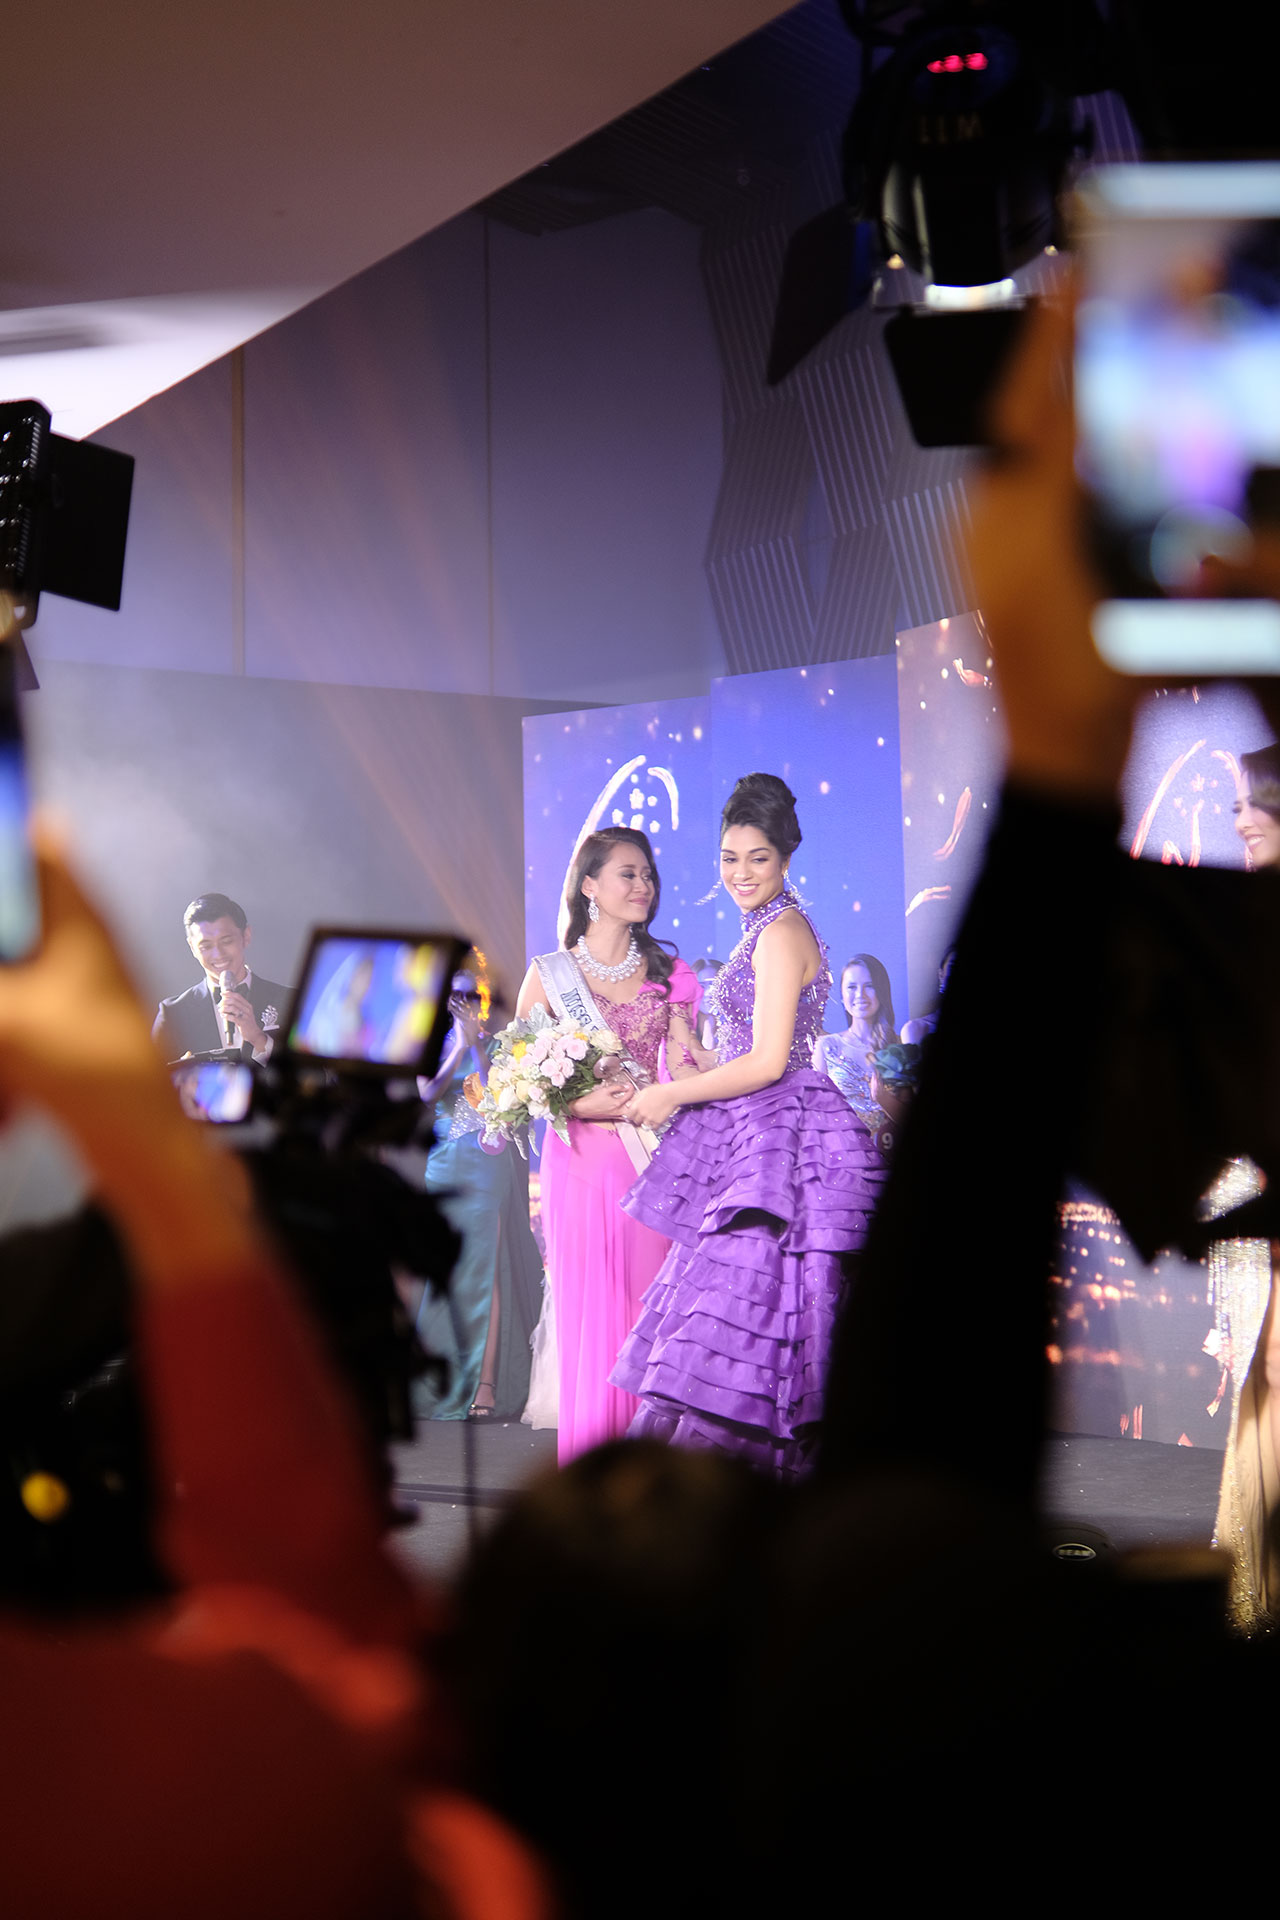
(170, 925, 470, 1145)
(0, 924, 474, 1614)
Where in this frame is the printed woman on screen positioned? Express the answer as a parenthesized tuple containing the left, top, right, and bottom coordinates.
(1213, 742, 1280, 1628)
(294, 946, 377, 1058)
(516, 828, 704, 1464)
(613, 774, 886, 1479)
(814, 953, 899, 1130)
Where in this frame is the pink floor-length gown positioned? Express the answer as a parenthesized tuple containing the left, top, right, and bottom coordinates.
(538, 958, 700, 1465)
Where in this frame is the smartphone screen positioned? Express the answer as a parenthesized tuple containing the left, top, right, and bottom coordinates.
(0, 643, 40, 963)
(1076, 164, 1280, 674)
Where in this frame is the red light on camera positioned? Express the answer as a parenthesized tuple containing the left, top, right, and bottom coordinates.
(925, 51, 989, 73)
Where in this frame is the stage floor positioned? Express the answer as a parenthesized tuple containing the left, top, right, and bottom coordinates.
(390, 1419, 557, 1586)
(1040, 1430, 1223, 1550)
(390, 1422, 1225, 1585)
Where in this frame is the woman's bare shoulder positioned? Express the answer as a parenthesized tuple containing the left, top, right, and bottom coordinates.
(754, 906, 819, 959)
(517, 960, 551, 1016)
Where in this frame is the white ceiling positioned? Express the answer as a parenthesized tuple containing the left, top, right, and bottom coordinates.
(0, 0, 783, 434)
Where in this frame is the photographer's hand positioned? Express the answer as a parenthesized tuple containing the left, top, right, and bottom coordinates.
(1199, 537, 1280, 744)
(0, 824, 256, 1288)
(969, 293, 1143, 805)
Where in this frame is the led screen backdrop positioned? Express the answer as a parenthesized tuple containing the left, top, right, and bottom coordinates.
(523, 643, 1274, 1451)
(708, 659, 907, 1029)
(1063, 679, 1273, 1449)
(895, 630, 1275, 1449)
(895, 611, 1004, 1027)
(524, 656, 907, 1033)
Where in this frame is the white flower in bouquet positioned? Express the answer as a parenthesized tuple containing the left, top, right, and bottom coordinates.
(474, 1008, 624, 1150)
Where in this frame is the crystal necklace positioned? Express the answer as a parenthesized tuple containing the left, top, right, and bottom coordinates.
(575, 932, 643, 983)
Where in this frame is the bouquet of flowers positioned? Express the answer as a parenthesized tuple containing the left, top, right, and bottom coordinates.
(869, 1040, 923, 1095)
(466, 1004, 624, 1154)
(850, 1041, 925, 1162)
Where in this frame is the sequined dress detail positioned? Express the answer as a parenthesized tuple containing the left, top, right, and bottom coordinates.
(818, 1038, 883, 1129)
(612, 889, 886, 1478)
(596, 989, 683, 1082)
(1205, 1158, 1277, 1632)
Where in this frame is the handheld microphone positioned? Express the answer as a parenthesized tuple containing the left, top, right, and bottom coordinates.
(219, 968, 238, 1048)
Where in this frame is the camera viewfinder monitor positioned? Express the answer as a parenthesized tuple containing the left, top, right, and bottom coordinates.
(1077, 163, 1280, 676)
(171, 1058, 255, 1124)
(285, 929, 468, 1080)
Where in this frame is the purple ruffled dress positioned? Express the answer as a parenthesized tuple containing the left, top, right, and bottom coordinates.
(611, 888, 886, 1478)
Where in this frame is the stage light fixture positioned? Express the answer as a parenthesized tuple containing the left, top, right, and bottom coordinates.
(0, 400, 134, 635)
(766, 1, 1113, 422)
(922, 280, 1017, 310)
(864, 17, 1077, 293)
(770, 1, 1280, 435)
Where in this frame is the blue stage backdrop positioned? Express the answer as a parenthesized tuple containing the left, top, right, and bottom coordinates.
(523, 657, 906, 1035)
(710, 661, 906, 1031)
(895, 621, 1276, 1448)
(523, 654, 1275, 1452)
(523, 695, 712, 971)
(1122, 681, 1272, 868)
(895, 612, 1005, 1028)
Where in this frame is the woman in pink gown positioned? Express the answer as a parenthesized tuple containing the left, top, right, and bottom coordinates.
(517, 828, 703, 1464)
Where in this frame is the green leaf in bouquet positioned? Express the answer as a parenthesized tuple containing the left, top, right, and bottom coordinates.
(870, 1041, 923, 1091)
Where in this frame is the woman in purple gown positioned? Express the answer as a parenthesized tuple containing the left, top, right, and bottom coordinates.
(613, 774, 886, 1477)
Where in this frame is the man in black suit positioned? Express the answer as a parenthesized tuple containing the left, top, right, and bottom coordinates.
(152, 892, 292, 1064)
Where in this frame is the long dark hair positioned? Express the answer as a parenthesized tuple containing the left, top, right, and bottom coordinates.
(842, 953, 897, 1049)
(720, 772, 802, 859)
(563, 828, 675, 994)
(1242, 743, 1280, 820)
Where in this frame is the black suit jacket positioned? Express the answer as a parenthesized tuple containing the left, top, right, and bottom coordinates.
(152, 973, 292, 1063)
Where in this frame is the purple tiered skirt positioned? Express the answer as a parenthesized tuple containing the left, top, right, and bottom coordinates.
(610, 1068, 886, 1478)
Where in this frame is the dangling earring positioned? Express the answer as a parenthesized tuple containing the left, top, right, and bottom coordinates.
(588, 897, 600, 923)
(695, 874, 723, 906)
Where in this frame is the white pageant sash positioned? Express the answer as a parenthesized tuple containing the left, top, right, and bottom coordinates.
(534, 949, 658, 1175)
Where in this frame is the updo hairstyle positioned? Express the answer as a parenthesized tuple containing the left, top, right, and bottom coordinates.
(562, 827, 675, 993)
(1241, 743, 1280, 821)
(720, 772, 802, 861)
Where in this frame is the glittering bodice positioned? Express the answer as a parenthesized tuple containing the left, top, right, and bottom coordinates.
(706, 888, 830, 1068)
(590, 983, 693, 1080)
(822, 1036, 881, 1123)
(447, 1088, 485, 1139)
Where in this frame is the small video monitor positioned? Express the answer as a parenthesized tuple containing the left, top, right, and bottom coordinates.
(171, 1058, 255, 1124)
(284, 928, 468, 1079)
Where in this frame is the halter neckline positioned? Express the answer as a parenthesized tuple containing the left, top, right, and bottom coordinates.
(740, 883, 800, 933)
